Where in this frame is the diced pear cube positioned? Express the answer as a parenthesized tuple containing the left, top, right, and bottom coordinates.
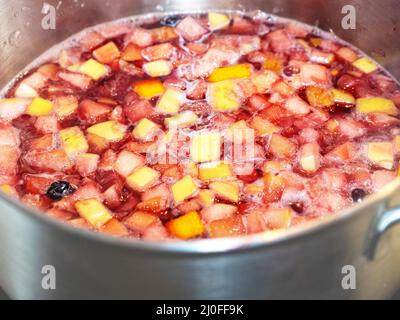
(78, 59, 109, 80)
(53, 96, 78, 119)
(143, 59, 172, 77)
(26, 97, 53, 116)
(209, 181, 240, 203)
(197, 189, 215, 207)
(331, 89, 355, 105)
(356, 97, 398, 116)
(15, 83, 38, 98)
(165, 111, 198, 128)
(156, 88, 185, 114)
(208, 64, 251, 82)
(87, 120, 126, 142)
(132, 118, 160, 141)
(190, 132, 221, 163)
(133, 79, 165, 99)
(75, 199, 113, 228)
(208, 80, 240, 112)
(171, 175, 198, 203)
(59, 126, 88, 157)
(367, 142, 394, 169)
(208, 12, 230, 30)
(198, 161, 232, 181)
(299, 142, 320, 172)
(249, 116, 280, 136)
(126, 166, 160, 192)
(352, 57, 378, 74)
(166, 211, 205, 239)
(123, 211, 158, 232)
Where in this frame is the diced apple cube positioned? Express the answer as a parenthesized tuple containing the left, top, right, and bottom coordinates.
(87, 120, 126, 142)
(165, 111, 198, 128)
(176, 16, 208, 41)
(209, 181, 240, 203)
(59, 126, 88, 157)
(331, 89, 355, 106)
(123, 211, 158, 233)
(15, 83, 38, 98)
(352, 57, 378, 74)
(285, 95, 312, 114)
(326, 118, 339, 132)
(0, 98, 30, 120)
(166, 211, 205, 239)
(251, 70, 279, 93)
(74, 198, 113, 228)
(208, 64, 251, 83)
(75, 153, 99, 176)
(201, 203, 237, 223)
(209, 216, 245, 238)
(121, 43, 142, 61)
(208, 80, 240, 112)
(268, 134, 297, 159)
(264, 208, 293, 229)
(394, 136, 400, 152)
(132, 118, 160, 141)
(171, 175, 198, 203)
(208, 12, 230, 30)
(198, 161, 232, 181)
(26, 97, 53, 116)
(190, 132, 221, 163)
(356, 97, 398, 116)
(126, 166, 160, 192)
(143, 59, 172, 77)
(299, 142, 320, 172)
(78, 59, 109, 80)
(152, 26, 179, 43)
(328, 142, 351, 161)
(133, 79, 165, 99)
(367, 142, 394, 169)
(93, 41, 120, 64)
(102, 218, 129, 237)
(249, 116, 280, 136)
(115, 150, 145, 177)
(156, 88, 185, 114)
(336, 47, 358, 63)
(197, 189, 215, 207)
(53, 96, 78, 119)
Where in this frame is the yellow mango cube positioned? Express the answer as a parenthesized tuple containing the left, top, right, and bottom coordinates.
(190, 132, 221, 163)
(75, 199, 113, 228)
(208, 64, 251, 82)
(60, 126, 88, 157)
(209, 181, 240, 203)
(165, 111, 198, 128)
(78, 59, 109, 80)
(171, 175, 198, 203)
(87, 120, 126, 142)
(197, 189, 215, 207)
(208, 12, 230, 30)
(198, 162, 232, 181)
(132, 118, 159, 141)
(133, 79, 165, 99)
(166, 211, 205, 239)
(126, 166, 160, 191)
(208, 80, 240, 112)
(356, 97, 398, 116)
(367, 142, 394, 169)
(26, 97, 53, 116)
(352, 57, 378, 74)
(53, 96, 78, 119)
(143, 59, 172, 77)
(156, 88, 185, 114)
(331, 89, 355, 105)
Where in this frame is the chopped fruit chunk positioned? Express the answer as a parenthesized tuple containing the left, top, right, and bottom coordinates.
(75, 153, 99, 176)
(264, 208, 293, 229)
(208, 80, 240, 112)
(133, 79, 165, 99)
(251, 70, 279, 93)
(263, 173, 286, 203)
(356, 97, 398, 116)
(78, 59, 109, 80)
(329, 142, 351, 160)
(165, 111, 198, 128)
(87, 121, 126, 142)
(156, 88, 185, 114)
(197, 189, 215, 207)
(26, 97, 53, 116)
(132, 118, 160, 141)
(126, 166, 160, 192)
(208, 12, 230, 30)
(171, 175, 198, 203)
(367, 142, 394, 169)
(209, 216, 245, 238)
(299, 142, 320, 172)
(93, 41, 120, 64)
(102, 218, 129, 236)
(352, 57, 378, 74)
(176, 16, 208, 41)
(305, 86, 333, 108)
(123, 211, 158, 233)
(143, 60, 172, 77)
(75, 199, 112, 228)
(53, 96, 78, 119)
(249, 116, 280, 136)
(121, 43, 142, 61)
(331, 89, 355, 106)
(136, 197, 168, 213)
(190, 132, 221, 163)
(166, 211, 205, 239)
(210, 181, 239, 203)
(285, 95, 311, 114)
(198, 162, 232, 181)
(201, 203, 237, 223)
(336, 47, 358, 63)
(115, 150, 145, 177)
(59, 126, 88, 157)
(208, 64, 251, 82)
(0, 98, 30, 120)
(268, 134, 297, 159)
(263, 58, 282, 72)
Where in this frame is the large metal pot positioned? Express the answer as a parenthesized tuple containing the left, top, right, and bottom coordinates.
(0, 0, 400, 299)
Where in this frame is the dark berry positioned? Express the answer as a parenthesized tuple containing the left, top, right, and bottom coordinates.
(161, 15, 182, 27)
(283, 66, 299, 77)
(351, 188, 367, 203)
(46, 181, 76, 201)
(290, 202, 304, 214)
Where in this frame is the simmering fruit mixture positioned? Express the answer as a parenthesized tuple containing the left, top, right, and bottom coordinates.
(1, 12, 400, 240)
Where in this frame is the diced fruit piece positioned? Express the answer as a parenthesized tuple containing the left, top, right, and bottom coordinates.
(126, 166, 160, 192)
(309, 49, 335, 65)
(263, 58, 282, 72)
(268, 134, 297, 159)
(53, 96, 78, 119)
(93, 41, 120, 64)
(58, 71, 92, 90)
(356, 97, 398, 116)
(197, 189, 215, 207)
(166, 211, 205, 239)
(285, 95, 311, 114)
(156, 88, 185, 114)
(331, 89, 355, 106)
(198, 162, 232, 181)
(299, 142, 320, 172)
(121, 43, 142, 61)
(141, 43, 177, 61)
(165, 111, 198, 128)
(208, 12, 230, 30)
(394, 136, 400, 153)
(249, 116, 280, 136)
(208, 64, 251, 83)
(300, 63, 331, 87)
(78, 59, 109, 80)
(26, 97, 53, 116)
(190, 132, 221, 163)
(143, 60, 172, 77)
(136, 197, 168, 213)
(209, 181, 240, 203)
(328, 142, 351, 160)
(59, 126, 88, 158)
(87, 120, 126, 142)
(225, 120, 252, 143)
(201, 203, 237, 223)
(251, 70, 279, 93)
(74, 198, 112, 228)
(78, 99, 112, 124)
(209, 216, 245, 238)
(132, 118, 160, 141)
(336, 47, 358, 63)
(152, 26, 178, 43)
(367, 141, 394, 169)
(171, 175, 198, 203)
(0, 98, 30, 120)
(102, 218, 129, 236)
(75, 153, 99, 176)
(208, 80, 240, 112)
(133, 79, 165, 99)
(176, 16, 208, 41)
(263, 173, 286, 203)
(115, 150, 145, 177)
(305, 86, 333, 108)
(352, 57, 378, 74)
(123, 211, 158, 233)
(264, 208, 293, 229)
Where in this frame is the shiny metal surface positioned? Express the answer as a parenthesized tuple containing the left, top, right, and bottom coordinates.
(0, 0, 400, 299)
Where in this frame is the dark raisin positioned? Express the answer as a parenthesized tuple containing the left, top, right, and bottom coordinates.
(290, 202, 304, 214)
(46, 181, 76, 201)
(283, 66, 300, 77)
(351, 188, 366, 203)
(161, 15, 182, 27)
